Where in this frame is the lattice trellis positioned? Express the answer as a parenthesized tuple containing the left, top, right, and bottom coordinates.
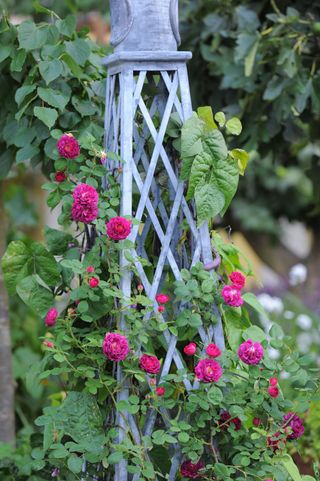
(103, 52, 226, 481)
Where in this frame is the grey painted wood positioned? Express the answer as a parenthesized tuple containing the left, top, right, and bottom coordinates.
(109, 0, 180, 52)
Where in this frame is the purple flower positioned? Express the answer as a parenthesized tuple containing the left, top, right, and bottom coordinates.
(283, 412, 304, 439)
(72, 184, 99, 224)
(238, 339, 264, 365)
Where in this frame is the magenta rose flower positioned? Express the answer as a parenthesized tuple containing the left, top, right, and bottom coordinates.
(219, 410, 242, 431)
(194, 358, 222, 383)
(71, 183, 99, 224)
(106, 216, 131, 240)
(184, 342, 197, 356)
(238, 339, 264, 365)
(139, 354, 161, 374)
(221, 285, 243, 307)
(57, 133, 80, 159)
(55, 171, 67, 183)
(206, 343, 221, 358)
(283, 412, 304, 439)
(229, 271, 246, 289)
(180, 460, 204, 479)
(102, 332, 129, 361)
(155, 293, 170, 304)
(45, 307, 58, 327)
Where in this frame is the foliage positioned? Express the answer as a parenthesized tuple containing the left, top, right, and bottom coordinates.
(0, 10, 107, 180)
(180, 0, 320, 234)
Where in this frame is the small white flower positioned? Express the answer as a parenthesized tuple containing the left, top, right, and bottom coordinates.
(284, 310, 295, 320)
(268, 347, 281, 360)
(280, 371, 290, 380)
(296, 314, 312, 330)
(257, 293, 283, 314)
(297, 333, 313, 353)
(289, 263, 307, 286)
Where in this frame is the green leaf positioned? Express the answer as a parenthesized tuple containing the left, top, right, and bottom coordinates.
(242, 292, 267, 317)
(15, 85, 37, 106)
(230, 148, 249, 175)
(45, 227, 74, 255)
(16, 144, 40, 163)
(273, 454, 302, 481)
(215, 111, 226, 127)
(197, 106, 217, 129)
(39, 59, 63, 85)
(65, 39, 90, 66)
(225, 117, 242, 136)
(16, 275, 53, 315)
(207, 386, 223, 404)
(177, 432, 190, 443)
(180, 114, 205, 180)
(195, 183, 225, 225)
(0, 45, 11, 62)
(67, 456, 83, 474)
(34, 106, 58, 129)
(37, 87, 70, 111)
(222, 306, 251, 351)
(1, 240, 60, 294)
(108, 452, 123, 464)
(242, 325, 266, 343)
(56, 16, 77, 38)
(245, 39, 259, 77)
(187, 152, 212, 200)
(18, 21, 48, 50)
(10, 49, 27, 72)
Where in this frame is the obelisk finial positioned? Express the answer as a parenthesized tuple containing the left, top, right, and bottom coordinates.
(109, 0, 180, 52)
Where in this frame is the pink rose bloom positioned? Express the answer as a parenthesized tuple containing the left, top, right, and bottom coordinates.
(158, 306, 165, 313)
(269, 377, 278, 386)
(45, 307, 58, 327)
(238, 339, 264, 365)
(139, 354, 161, 374)
(253, 417, 262, 426)
(184, 342, 197, 356)
(194, 358, 223, 383)
(55, 171, 67, 182)
(89, 277, 100, 288)
(206, 343, 221, 358)
(86, 266, 95, 273)
(219, 411, 242, 431)
(106, 216, 131, 240)
(43, 340, 54, 348)
(155, 386, 165, 396)
(180, 460, 204, 479)
(102, 332, 129, 361)
(57, 133, 80, 159)
(72, 184, 99, 224)
(283, 412, 304, 439)
(155, 294, 170, 304)
(229, 271, 246, 289)
(221, 285, 243, 307)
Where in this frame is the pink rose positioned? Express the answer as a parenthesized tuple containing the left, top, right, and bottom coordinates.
(184, 342, 197, 356)
(283, 412, 304, 439)
(106, 216, 131, 240)
(158, 306, 165, 313)
(267, 432, 286, 452)
(219, 411, 242, 431)
(155, 386, 165, 396)
(155, 294, 170, 304)
(102, 332, 129, 361)
(221, 285, 243, 307)
(268, 386, 279, 398)
(57, 133, 80, 159)
(43, 340, 54, 348)
(89, 277, 100, 288)
(45, 307, 58, 327)
(139, 354, 161, 374)
(86, 266, 95, 273)
(55, 171, 67, 182)
(194, 358, 223, 383)
(180, 460, 204, 479)
(253, 417, 262, 426)
(269, 377, 278, 386)
(72, 184, 99, 224)
(229, 271, 246, 289)
(206, 343, 221, 358)
(238, 339, 264, 365)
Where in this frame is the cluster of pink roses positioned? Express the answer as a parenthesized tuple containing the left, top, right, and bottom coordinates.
(221, 270, 246, 308)
(155, 293, 170, 313)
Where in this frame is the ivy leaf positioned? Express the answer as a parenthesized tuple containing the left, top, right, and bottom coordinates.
(187, 152, 212, 200)
(39, 59, 63, 85)
(34, 106, 58, 129)
(225, 117, 242, 136)
(16, 274, 53, 315)
(195, 183, 225, 226)
(37, 87, 70, 111)
(18, 21, 48, 50)
(1, 240, 60, 294)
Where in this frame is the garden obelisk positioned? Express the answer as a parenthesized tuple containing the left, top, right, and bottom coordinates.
(104, 2, 225, 479)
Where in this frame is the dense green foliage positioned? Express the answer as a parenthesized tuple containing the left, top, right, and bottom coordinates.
(181, 0, 320, 234)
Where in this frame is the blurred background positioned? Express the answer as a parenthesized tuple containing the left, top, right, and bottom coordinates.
(0, 0, 319, 474)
